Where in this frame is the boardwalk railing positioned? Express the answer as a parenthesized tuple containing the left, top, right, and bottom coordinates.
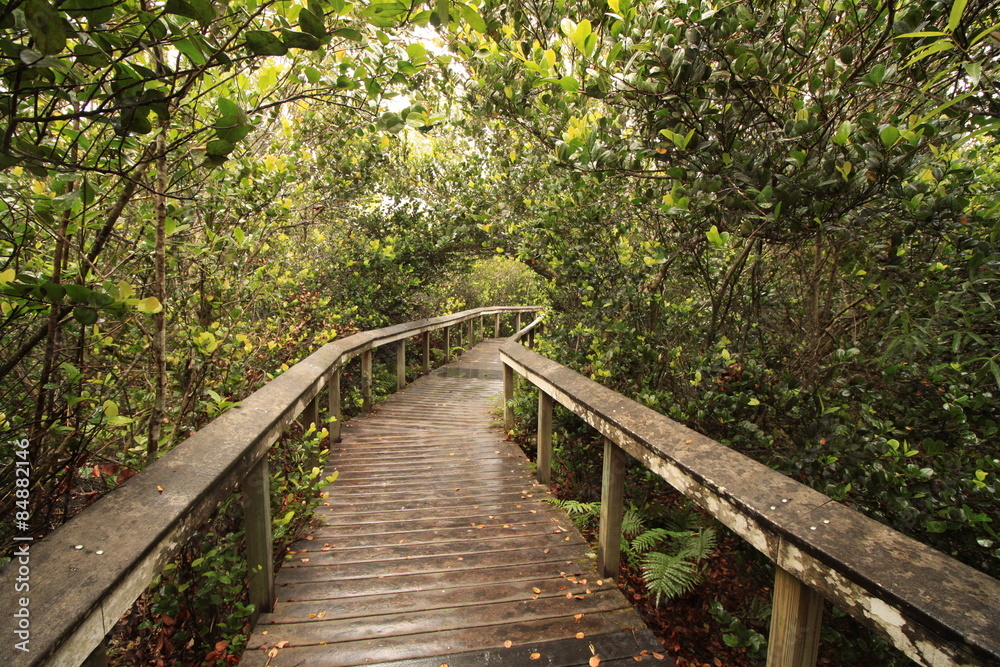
(0, 307, 538, 667)
(500, 318, 1000, 667)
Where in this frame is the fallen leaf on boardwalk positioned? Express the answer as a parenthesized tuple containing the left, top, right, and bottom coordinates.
(575, 632, 585, 639)
(579, 579, 587, 585)
(504, 640, 513, 648)
(516, 504, 522, 508)
(305, 536, 313, 540)
(449, 452, 456, 456)
(268, 648, 279, 658)
(652, 653, 665, 660)
(317, 611, 326, 618)
(441, 664, 449, 667)
(596, 580, 603, 585)
(455, 488, 460, 491)
(275, 641, 290, 648)
(532, 587, 541, 593)
(530, 653, 541, 660)
(574, 614, 583, 620)
(300, 558, 310, 562)
(156, 486, 164, 493)
(633, 657, 643, 662)
(566, 592, 573, 598)
(532, 595, 538, 600)
(590, 657, 601, 667)
(308, 613, 317, 618)
(530, 510, 537, 514)
(543, 549, 550, 554)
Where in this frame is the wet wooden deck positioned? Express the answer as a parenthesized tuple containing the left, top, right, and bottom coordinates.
(240, 340, 670, 667)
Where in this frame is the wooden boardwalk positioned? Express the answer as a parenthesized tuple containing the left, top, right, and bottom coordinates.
(240, 340, 670, 667)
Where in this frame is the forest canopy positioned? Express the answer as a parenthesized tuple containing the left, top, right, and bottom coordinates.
(1, 0, 999, 661)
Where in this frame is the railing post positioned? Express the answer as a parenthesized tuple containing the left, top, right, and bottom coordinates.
(494, 313, 501, 337)
(537, 391, 553, 485)
(516, 312, 522, 332)
(302, 392, 319, 431)
(82, 639, 109, 667)
(767, 567, 824, 667)
(598, 437, 626, 580)
(503, 362, 514, 431)
(444, 326, 451, 362)
(329, 368, 342, 442)
(361, 348, 372, 411)
(396, 339, 406, 391)
(422, 331, 431, 372)
(468, 318, 474, 347)
(245, 455, 274, 621)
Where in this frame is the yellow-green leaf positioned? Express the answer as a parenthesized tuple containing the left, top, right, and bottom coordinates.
(137, 296, 162, 313)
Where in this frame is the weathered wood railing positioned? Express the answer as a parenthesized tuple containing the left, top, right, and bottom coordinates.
(0, 306, 538, 667)
(501, 317, 1000, 667)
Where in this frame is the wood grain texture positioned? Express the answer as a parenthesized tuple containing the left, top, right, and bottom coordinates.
(239, 341, 667, 667)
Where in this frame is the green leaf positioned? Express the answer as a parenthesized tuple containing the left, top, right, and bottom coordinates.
(73, 306, 98, 325)
(24, 0, 66, 56)
(436, 0, 450, 25)
(64, 284, 91, 303)
(947, 0, 967, 32)
(62, 0, 114, 23)
(331, 27, 363, 41)
(299, 7, 327, 38)
(0, 269, 15, 285)
(281, 29, 322, 51)
(458, 3, 487, 32)
(833, 120, 852, 146)
(175, 37, 207, 65)
(245, 30, 288, 56)
(879, 125, 900, 148)
(136, 296, 162, 313)
(163, 0, 216, 27)
(206, 139, 235, 156)
(557, 75, 579, 92)
(904, 40, 953, 67)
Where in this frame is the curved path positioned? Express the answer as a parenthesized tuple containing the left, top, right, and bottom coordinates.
(240, 340, 670, 667)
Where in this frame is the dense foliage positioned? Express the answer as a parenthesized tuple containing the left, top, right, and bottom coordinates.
(2, 0, 999, 662)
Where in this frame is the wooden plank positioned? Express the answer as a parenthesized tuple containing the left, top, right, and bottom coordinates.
(503, 362, 515, 430)
(598, 438, 626, 580)
(767, 566, 823, 667)
(242, 609, 646, 667)
(538, 391, 553, 485)
(396, 339, 406, 391)
(422, 331, 430, 371)
(361, 348, 372, 411)
(329, 369, 342, 442)
(274, 561, 596, 602)
(240, 341, 660, 667)
(360, 630, 670, 667)
(245, 456, 275, 618)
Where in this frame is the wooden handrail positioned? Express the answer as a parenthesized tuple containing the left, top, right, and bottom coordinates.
(0, 306, 539, 667)
(500, 331, 1000, 667)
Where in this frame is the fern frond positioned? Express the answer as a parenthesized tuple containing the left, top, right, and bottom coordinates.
(630, 528, 672, 555)
(621, 507, 646, 537)
(641, 551, 705, 606)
